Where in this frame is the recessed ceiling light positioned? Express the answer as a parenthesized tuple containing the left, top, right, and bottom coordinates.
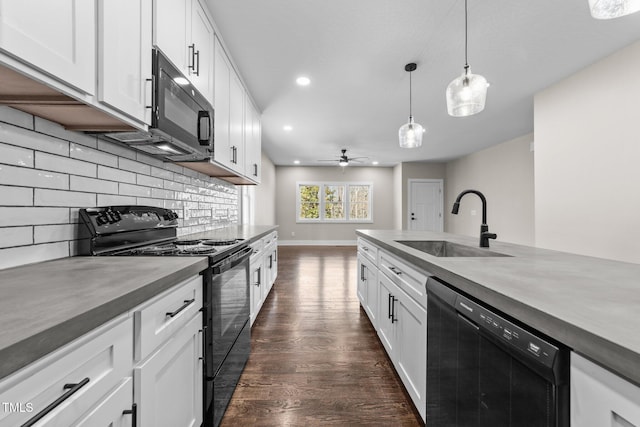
(293, 160, 300, 165)
(296, 76, 311, 86)
(283, 125, 293, 131)
(372, 161, 379, 165)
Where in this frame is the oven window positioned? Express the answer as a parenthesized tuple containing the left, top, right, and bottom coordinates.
(218, 266, 249, 335)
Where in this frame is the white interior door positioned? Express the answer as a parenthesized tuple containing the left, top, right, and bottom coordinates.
(408, 179, 443, 231)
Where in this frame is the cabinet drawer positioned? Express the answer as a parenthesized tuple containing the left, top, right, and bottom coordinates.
(134, 274, 203, 361)
(74, 377, 134, 427)
(357, 237, 378, 263)
(250, 238, 265, 259)
(0, 316, 133, 427)
(263, 231, 277, 246)
(379, 250, 429, 308)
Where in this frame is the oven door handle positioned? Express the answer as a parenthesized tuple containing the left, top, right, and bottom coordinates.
(212, 246, 253, 274)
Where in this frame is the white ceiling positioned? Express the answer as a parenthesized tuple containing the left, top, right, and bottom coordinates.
(206, 0, 640, 167)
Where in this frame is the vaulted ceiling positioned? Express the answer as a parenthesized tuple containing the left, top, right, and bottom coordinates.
(207, 0, 640, 166)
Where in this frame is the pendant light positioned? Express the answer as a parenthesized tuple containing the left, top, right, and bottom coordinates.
(446, 0, 488, 117)
(588, 0, 640, 19)
(398, 63, 425, 149)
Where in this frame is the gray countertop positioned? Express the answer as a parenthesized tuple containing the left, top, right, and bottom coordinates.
(0, 225, 278, 380)
(182, 225, 278, 243)
(0, 256, 209, 380)
(356, 229, 640, 386)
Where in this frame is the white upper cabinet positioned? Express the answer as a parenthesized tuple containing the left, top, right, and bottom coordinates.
(244, 98, 262, 183)
(0, 0, 96, 94)
(214, 35, 232, 168)
(98, 0, 152, 125)
(229, 70, 245, 175)
(189, 0, 214, 102)
(153, 0, 213, 103)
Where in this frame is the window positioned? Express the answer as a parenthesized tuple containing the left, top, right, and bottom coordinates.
(297, 182, 373, 223)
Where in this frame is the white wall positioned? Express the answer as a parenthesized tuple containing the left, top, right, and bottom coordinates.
(0, 107, 238, 270)
(275, 166, 394, 243)
(445, 134, 535, 246)
(535, 40, 640, 264)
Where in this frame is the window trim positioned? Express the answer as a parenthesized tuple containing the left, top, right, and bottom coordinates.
(296, 181, 374, 223)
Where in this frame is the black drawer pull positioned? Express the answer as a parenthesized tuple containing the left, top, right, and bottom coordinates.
(122, 403, 137, 427)
(166, 299, 196, 318)
(389, 266, 402, 275)
(21, 377, 90, 427)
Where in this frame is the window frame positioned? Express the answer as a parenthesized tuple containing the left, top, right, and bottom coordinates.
(296, 181, 374, 223)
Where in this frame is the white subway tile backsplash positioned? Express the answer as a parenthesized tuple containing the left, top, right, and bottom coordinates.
(70, 176, 118, 194)
(137, 174, 164, 189)
(119, 157, 151, 175)
(0, 227, 33, 248)
(97, 138, 137, 160)
(0, 164, 68, 190)
(0, 242, 69, 270)
(0, 122, 68, 156)
(34, 189, 96, 207)
(0, 207, 70, 226)
(36, 152, 96, 178)
(0, 106, 34, 130)
(0, 110, 239, 270)
(0, 185, 33, 206)
(0, 143, 34, 167)
(34, 224, 76, 244)
(135, 198, 164, 208)
(98, 165, 136, 184)
(34, 117, 98, 149)
(97, 194, 136, 206)
(150, 166, 174, 180)
(70, 143, 118, 167)
(119, 183, 151, 197)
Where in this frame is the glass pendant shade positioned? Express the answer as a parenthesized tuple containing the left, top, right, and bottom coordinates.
(398, 116, 424, 148)
(589, 0, 640, 19)
(446, 68, 488, 117)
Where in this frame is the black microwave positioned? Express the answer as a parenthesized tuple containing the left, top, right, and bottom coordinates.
(101, 49, 214, 162)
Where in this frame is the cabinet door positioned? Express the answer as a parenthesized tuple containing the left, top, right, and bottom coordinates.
(153, 0, 189, 75)
(363, 256, 378, 328)
(571, 353, 640, 427)
(377, 273, 397, 357)
(98, 0, 152, 124)
(357, 253, 368, 307)
(244, 99, 261, 182)
(74, 377, 134, 427)
(250, 260, 263, 325)
(229, 71, 246, 174)
(0, 0, 95, 94)
(395, 287, 427, 422)
(189, 0, 214, 103)
(135, 313, 203, 427)
(213, 36, 232, 168)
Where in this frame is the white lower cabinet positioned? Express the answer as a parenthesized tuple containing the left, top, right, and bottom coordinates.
(571, 352, 640, 427)
(0, 315, 133, 426)
(134, 313, 203, 427)
(357, 251, 378, 328)
(250, 254, 264, 325)
(74, 377, 135, 427)
(249, 231, 278, 326)
(358, 237, 428, 422)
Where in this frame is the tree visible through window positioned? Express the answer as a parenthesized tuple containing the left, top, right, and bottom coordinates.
(297, 182, 372, 222)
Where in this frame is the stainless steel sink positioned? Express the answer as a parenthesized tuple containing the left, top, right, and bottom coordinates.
(395, 240, 511, 257)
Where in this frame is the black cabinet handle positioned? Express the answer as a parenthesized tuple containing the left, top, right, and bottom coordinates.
(122, 403, 137, 427)
(194, 50, 200, 76)
(388, 293, 392, 319)
(21, 377, 90, 427)
(253, 163, 258, 176)
(166, 299, 196, 318)
(188, 44, 196, 73)
(360, 264, 366, 281)
(391, 296, 398, 323)
(389, 266, 402, 275)
(254, 267, 261, 287)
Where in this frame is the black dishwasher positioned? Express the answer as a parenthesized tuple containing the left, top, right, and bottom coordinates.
(426, 277, 569, 427)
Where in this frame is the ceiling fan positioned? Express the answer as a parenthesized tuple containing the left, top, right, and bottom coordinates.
(317, 149, 368, 167)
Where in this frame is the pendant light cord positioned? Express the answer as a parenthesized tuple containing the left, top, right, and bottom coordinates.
(464, 0, 469, 73)
(409, 70, 413, 117)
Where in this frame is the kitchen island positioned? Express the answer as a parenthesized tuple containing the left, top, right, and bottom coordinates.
(356, 229, 640, 387)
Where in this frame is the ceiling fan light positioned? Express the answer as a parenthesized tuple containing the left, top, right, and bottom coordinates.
(339, 159, 349, 167)
(589, 0, 640, 19)
(446, 68, 488, 117)
(398, 116, 424, 148)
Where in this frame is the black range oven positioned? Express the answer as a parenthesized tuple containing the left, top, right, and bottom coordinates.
(79, 205, 250, 427)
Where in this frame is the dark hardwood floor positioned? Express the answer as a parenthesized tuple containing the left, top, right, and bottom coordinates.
(220, 245, 423, 426)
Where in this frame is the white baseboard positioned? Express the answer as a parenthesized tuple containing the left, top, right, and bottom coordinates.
(278, 240, 357, 246)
